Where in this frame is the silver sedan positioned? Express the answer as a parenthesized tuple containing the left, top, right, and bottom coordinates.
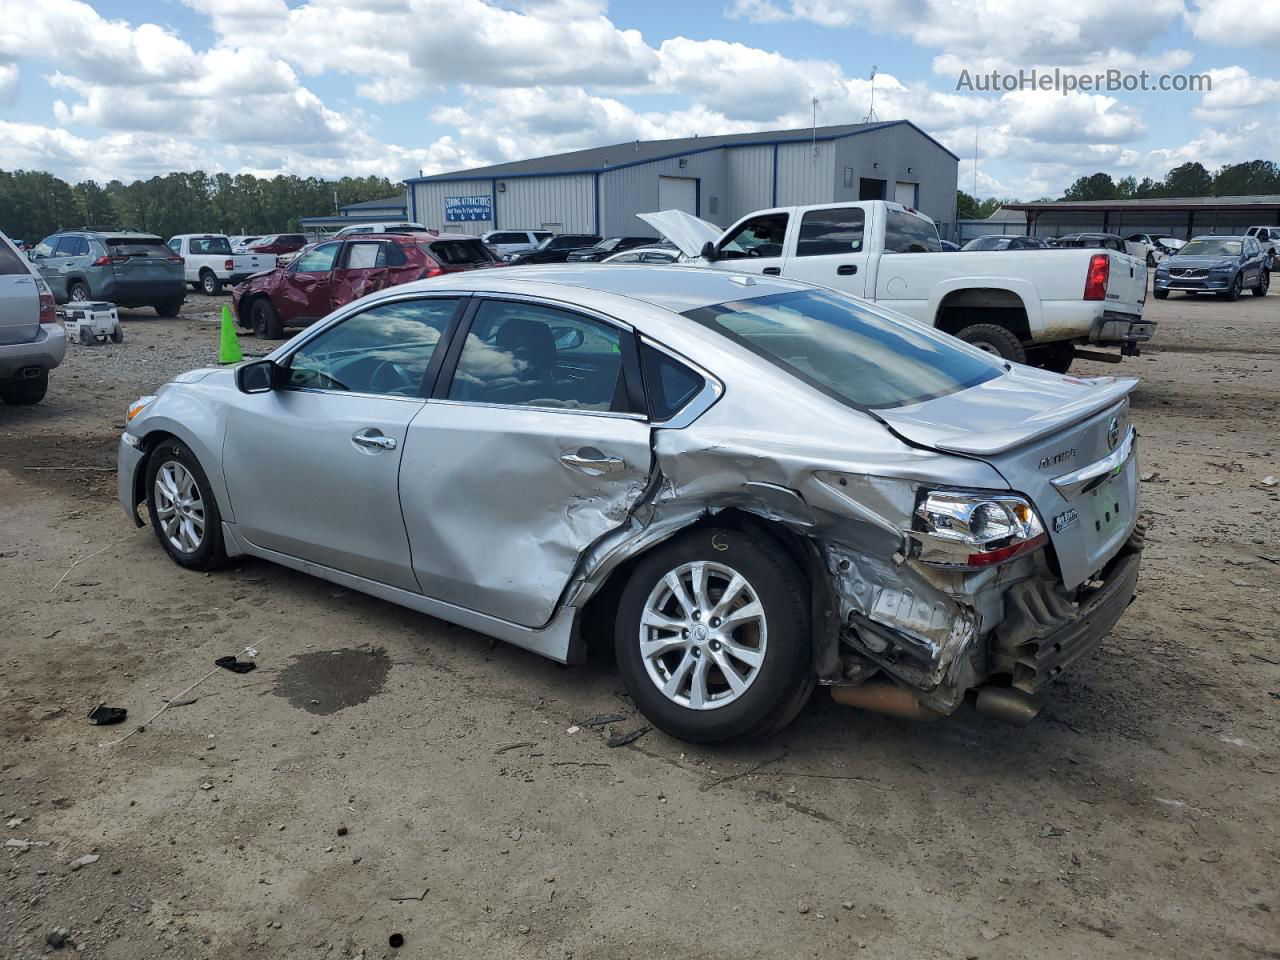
(118, 266, 1143, 742)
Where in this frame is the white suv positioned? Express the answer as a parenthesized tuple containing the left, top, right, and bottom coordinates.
(481, 229, 553, 258)
(1245, 227, 1277, 268)
(332, 222, 427, 238)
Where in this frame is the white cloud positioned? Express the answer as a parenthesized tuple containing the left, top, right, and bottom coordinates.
(0, 63, 16, 105)
(1186, 0, 1280, 48)
(1194, 66, 1280, 114)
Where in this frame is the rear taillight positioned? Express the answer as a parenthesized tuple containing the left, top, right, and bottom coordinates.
(1083, 254, 1109, 300)
(224, 259, 235, 271)
(420, 265, 444, 279)
(92, 255, 111, 266)
(166, 256, 183, 263)
(38, 289, 57, 324)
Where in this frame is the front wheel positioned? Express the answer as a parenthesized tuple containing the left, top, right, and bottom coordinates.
(144, 439, 227, 571)
(1153, 289, 1168, 299)
(615, 527, 813, 743)
(1221, 274, 1243, 302)
(954, 323, 1027, 364)
(1252, 270, 1270, 297)
(251, 298, 283, 339)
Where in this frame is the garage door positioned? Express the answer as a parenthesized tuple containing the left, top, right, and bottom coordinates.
(894, 181, 918, 207)
(658, 176, 698, 215)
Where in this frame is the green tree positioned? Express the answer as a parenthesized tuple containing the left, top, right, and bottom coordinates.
(1212, 160, 1280, 196)
(1063, 173, 1117, 201)
(1162, 162, 1212, 197)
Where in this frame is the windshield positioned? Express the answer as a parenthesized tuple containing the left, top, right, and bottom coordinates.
(683, 290, 1002, 410)
(1179, 238, 1242, 257)
(962, 236, 1011, 251)
(534, 237, 555, 250)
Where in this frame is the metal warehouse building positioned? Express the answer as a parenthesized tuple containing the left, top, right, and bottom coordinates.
(404, 120, 960, 241)
(1001, 195, 1280, 240)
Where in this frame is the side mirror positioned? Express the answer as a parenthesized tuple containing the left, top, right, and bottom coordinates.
(700, 241, 718, 262)
(550, 326, 585, 351)
(235, 358, 281, 394)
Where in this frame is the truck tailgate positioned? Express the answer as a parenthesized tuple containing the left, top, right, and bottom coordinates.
(1104, 252, 1147, 312)
(236, 254, 275, 273)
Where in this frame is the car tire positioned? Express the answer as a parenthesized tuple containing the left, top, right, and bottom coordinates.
(1251, 270, 1270, 297)
(156, 301, 182, 317)
(250, 298, 283, 339)
(1153, 289, 1168, 299)
(1146, 251, 1156, 267)
(67, 281, 90, 302)
(200, 271, 222, 296)
(1221, 274, 1243, 302)
(954, 323, 1026, 364)
(0, 370, 49, 405)
(144, 439, 227, 571)
(110, 328, 124, 343)
(614, 526, 813, 744)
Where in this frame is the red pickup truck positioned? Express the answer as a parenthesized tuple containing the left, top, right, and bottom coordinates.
(232, 232, 503, 339)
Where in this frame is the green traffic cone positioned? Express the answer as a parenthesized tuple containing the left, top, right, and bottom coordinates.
(219, 304, 243, 365)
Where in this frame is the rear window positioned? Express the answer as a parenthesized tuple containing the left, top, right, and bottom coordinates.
(683, 289, 1001, 410)
(883, 210, 940, 253)
(107, 238, 172, 258)
(0, 240, 29, 276)
(190, 237, 232, 255)
(424, 239, 496, 265)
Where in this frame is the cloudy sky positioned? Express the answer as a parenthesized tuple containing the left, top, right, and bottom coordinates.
(0, 0, 1275, 198)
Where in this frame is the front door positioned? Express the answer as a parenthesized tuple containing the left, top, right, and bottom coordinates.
(399, 297, 652, 627)
(777, 206, 870, 296)
(222, 295, 463, 590)
(714, 212, 790, 278)
(278, 241, 342, 325)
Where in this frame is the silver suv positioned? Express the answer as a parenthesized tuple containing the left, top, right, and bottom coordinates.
(29, 230, 186, 316)
(0, 231, 66, 405)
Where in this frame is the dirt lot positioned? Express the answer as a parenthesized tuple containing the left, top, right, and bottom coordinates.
(2, 285, 1278, 960)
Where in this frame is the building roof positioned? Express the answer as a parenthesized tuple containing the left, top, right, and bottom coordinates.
(339, 195, 408, 213)
(406, 119, 959, 184)
(1004, 195, 1280, 212)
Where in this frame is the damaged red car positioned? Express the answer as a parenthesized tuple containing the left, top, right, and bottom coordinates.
(232, 232, 503, 339)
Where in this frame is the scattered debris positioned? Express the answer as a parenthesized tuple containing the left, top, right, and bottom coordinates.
(390, 888, 428, 902)
(388, 933, 404, 949)
(1199, 850, 1223, 863)
(606, 726, 650, 748)
(214, 654, 256, 674)
(1139, 471, 1166, 483)
(68, 854, 99, 870)
(1261, 476, 1278, 487)
(5, 838, 51, 849)
(517, 924, 531, 935)
(494, 741, 536, 754)
(1259, 555, 1280, 566)
(1251, 653, 1280, 665)
(337, 826, 348, 837)
(1038, 824, 1065, 838)
(50, 531, 139, 592)
(981, 927, 1001, 941)
(87, 704, 127, 726)
(579, 713, 627, 727)
(47, 928, 70, 950)
(6, 816, 26, 828)
(565, 725, 580, 734)
(797, 902, 810, 915)
(200, 782, 213, 791)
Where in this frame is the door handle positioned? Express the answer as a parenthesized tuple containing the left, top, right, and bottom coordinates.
(352, 430, 397, 451)
(837, 264, 858, 275)
(560, 450, 624, 474)
(761, 266, 781, 276)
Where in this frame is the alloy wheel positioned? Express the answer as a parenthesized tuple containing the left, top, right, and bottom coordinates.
(153, 460, 205, 554)
(638, 560, 768, 710)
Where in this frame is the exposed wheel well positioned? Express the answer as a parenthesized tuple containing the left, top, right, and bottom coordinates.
(935, 288, 1031, 343)
(130, 430, 181, 514)
(236, 293, 266, 327)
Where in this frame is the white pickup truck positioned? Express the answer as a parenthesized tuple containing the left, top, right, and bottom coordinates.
(167, 234, 277, 296)
(641, 201, 1152, 371)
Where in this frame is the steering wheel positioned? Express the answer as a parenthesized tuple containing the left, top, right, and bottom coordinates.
(746, 248, 761, 258)
(368, 360, 419, 396)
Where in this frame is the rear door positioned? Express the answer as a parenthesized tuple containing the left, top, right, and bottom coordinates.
(278, 241, 342, 323)
(330, 240, 390, 309)
(778, 206, 870, 296)
(399, 297, 652, 627)
(0, 236, 39, 345)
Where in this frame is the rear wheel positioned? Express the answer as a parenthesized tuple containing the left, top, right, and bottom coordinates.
(200, 270, 222, 296)
(954, 323, 1026, 364)
(1032, 342, 1074, 374)
(144, 439, 226, 571)
(250, 298, 283, 339)
(615, 527, 813, 743)
(1252, 270, 1270, 297)
(110, 327, 124, 343)
(0, 371, 48, 405)
(156, 301, 182, 317)
(67, 280, 90, 302)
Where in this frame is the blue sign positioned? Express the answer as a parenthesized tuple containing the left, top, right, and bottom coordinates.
(444, 195, 492, 222)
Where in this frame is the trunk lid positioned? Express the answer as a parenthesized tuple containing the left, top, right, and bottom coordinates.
(878, 366, 1140, 588)
(107, 237, 182, 285)
(636, 210, 722, 258)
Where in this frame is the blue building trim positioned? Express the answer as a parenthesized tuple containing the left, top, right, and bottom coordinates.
(771, 143, 778, 207)
(408, 186, 417, 225)
(694, 177, 701, 217)
(403, 120, 958, 187)
(593, 172, 601, 236)
(491, 177, 498, 230)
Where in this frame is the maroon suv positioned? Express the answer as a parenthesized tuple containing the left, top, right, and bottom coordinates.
(248, 233, 307, 256)
(232, 232, 503, 339)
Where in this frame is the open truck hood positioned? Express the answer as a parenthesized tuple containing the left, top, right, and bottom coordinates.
(636, 210, 722, 258)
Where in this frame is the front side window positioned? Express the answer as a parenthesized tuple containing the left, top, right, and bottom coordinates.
(684, 289, 1001, 410)
(293, 242, 341, 273)
(33, 237, 57, 258)
(447, 300, 627, 412)
(796, 208, 865, 257)
(286, 298, 459, 396)
(719, 214, 788, 260)
(883, 210, 940, 253)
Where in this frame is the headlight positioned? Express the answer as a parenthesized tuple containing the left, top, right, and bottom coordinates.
(126, 395, 157, 423)
(914, 490, 1047, 568)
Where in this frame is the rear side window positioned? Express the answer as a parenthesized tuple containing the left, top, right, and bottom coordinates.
(427, 239, 496, 265)
(190, 237, 232, 255)
(641, 345, 705, 421)
(107, 239, 172, 258)
(486, 232, 524, 244)
(0, 240, 28, 276)
(684, 289, 1000, 410)
(55, 236, 88, 257)
(344, 242, 385, 269)
(281, 235, 306, 244)
(796, 208, 865, 257)
(883, 210, 940, 253)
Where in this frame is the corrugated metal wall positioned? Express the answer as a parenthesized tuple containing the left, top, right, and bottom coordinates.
(775, 142, 836, 208)
(410, 179, 492, 236)
(833, 125, 958, 238)
(499, 176, 596, 233)
(723, 145, 773, 224)
(599, 150, 728, 237)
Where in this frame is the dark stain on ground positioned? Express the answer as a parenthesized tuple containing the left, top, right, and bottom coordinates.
(273, 647, 392, 715)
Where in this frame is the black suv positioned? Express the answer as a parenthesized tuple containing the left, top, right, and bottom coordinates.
(505, 234, 602, 265)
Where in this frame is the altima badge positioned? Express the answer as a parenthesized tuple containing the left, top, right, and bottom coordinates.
(1053, 508, 1079, 533)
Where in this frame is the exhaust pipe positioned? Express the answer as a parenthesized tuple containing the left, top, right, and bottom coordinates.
(975, 687, 1042, 726)
(831, 681, 943, 722)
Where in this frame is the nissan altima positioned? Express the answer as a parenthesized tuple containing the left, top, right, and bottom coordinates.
(118, 266, 1143, 743)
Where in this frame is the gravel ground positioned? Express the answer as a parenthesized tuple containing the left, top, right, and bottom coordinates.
(1, 286, 1278, 960)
